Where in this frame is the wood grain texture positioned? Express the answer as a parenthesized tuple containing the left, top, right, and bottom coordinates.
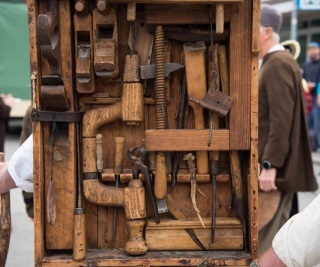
(145, 129, 229, 151)
(229, 1, 251, 149)
(249, 0, 260, 259)
(146, 217, 243, 250)
(145, 4, 231, 25)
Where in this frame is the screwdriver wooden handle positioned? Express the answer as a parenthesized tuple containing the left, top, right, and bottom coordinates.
(127, 2, 136, 21)
(0, 153, 10, 267)
(154, 152, 167, 200)
(114, 136, 125, 175)
(73, 208, 86, 261)
(96, 134, 103, 172)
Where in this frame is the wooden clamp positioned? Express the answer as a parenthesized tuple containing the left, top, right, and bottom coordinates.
(74, 0, 95, 94)
(93, 6, 119, 78)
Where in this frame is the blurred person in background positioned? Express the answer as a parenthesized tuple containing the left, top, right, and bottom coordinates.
(302, 42, 320, 151)
(0, 93, 15, 152)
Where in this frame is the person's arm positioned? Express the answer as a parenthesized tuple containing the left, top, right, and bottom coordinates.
(251, 247, 285, 267)
(0, 162, 17, 194)
(0, 135, 33, 193)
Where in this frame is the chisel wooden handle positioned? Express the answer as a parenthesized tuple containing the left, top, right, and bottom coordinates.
(114, 136, 125, 175)
(0, 153, 10, 267)
(216, 4, 224, 33)
(154, 152, 167, 200)
(73, 208, 86, 261)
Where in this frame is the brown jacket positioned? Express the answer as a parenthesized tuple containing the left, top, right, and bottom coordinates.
(259, 50, 318, 192)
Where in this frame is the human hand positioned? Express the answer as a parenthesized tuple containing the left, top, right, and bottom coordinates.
(259, 168, 277, 192)
(1, 94, 17, 108)
(307, 82, 316, 90)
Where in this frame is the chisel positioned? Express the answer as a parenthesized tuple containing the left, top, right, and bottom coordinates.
(112, 135, 125, 241)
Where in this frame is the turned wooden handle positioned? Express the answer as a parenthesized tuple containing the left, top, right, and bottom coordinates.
(125, 219, 148, 255)
(229, 151, 243, 198)
(114, 136, 125, 175)
(154, 152, 167, 200)
(127, 2, 136, 21)
(73, 210, 86, 261)
(216, 4, 224, 34)
(0, 153, 10, 267)
(96, 134, 103, 172)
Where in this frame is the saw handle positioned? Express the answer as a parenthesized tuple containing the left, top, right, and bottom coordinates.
(0, 153, 11, 267)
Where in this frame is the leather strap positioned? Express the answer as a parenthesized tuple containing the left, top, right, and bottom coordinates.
(32, 109, 84, 123)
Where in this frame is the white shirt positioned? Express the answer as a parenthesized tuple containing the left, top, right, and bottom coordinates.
(272, 193, 320, 266)
(8, 135, 33, 192)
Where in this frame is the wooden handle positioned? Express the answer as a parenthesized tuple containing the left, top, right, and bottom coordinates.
(114, 136, 125, 175)
(216, 4, 224, 33)
(154, 152, 167, 200)
(96, 134, 103, 172)
(184, 42, 209, 174)
(125, 219, 148, 255)
(218, 45, 229, 95)
(229, 151, 243, 198)
(0, 152, 10, 267)
(127, 2, 136, 21)
(73, 210, 86, 261)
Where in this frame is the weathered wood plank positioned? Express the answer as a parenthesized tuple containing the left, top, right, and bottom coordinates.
(145, 4, 231, 25)
(229, 1, 251, 149)
(41, 250, 251, 266)
(249, 0, 260, 259)
(145, 129, 229, 151)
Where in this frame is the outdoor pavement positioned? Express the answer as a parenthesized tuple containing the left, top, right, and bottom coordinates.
(3, 120, 320, 267)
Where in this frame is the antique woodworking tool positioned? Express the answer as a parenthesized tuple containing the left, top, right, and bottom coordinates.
(93, 5, 119, 78)
(153, 25, 167, 200)
(122, 2, 144, 125)
(229, 151, 247, 250)
(74, 0, 95, 93)
(171, 73, 187, 189)
(73, 93, 86, 261)
(0, 153, 10, 267)
(183, 41, 209, 175)
(209, 160, 218, 243)
(217, 43, 247, 249)
(112, 135, 125, 241)
(128, 147, 160, 224)
(138, 27, 183, 200)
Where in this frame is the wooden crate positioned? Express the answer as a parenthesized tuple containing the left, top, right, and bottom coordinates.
(28, 0, 259, 266)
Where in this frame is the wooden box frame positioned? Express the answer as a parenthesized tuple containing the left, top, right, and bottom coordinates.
(28, 0, 260, 266)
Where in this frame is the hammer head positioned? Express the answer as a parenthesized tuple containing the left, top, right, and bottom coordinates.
(139, 63, 184, 80)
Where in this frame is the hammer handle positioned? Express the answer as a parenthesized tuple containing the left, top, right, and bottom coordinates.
(0, 153, 10, 267)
